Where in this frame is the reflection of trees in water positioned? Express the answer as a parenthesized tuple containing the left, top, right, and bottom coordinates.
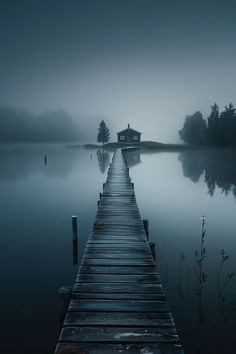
(178, 151, 205, 183)
(97, 150, 110, 174)
(179, 150, 236, 198)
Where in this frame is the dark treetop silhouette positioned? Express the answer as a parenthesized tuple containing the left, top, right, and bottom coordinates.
(179, 103, 236, 146)
(97, 120, 110, 146)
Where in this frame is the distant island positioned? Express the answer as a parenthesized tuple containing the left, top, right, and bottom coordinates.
(2, 103, 236, 149)
(81, 121, 196, 151)
(82, 141, 193, 150)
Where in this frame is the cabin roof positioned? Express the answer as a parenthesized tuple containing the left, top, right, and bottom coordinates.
(117, 125, 142, 135)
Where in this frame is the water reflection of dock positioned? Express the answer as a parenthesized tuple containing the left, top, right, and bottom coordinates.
(123, 150, 141, 168)
(55, 149, 184, 354)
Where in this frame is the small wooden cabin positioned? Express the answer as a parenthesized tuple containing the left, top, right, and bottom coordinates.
(117, 124, 142, 143)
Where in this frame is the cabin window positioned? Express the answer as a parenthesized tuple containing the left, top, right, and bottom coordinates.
(133, 135, 139, 140)
(120, 135, 125, 140)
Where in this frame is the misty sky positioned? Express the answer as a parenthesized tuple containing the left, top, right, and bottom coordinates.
(1, 0, 236, 142)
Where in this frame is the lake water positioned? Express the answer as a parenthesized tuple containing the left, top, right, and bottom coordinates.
(0, 145, 235, 354)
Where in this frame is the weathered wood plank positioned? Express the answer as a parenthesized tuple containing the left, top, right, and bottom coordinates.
(90, 237, 148, 242)
(84, 250, 152, 257)
(79, 266, 157, 274)
(86, 243, 150, 249)
(81, 258, 155, 266)
(85, 247, 151, 253)
(72, 293, 166, 300)
(73, 282, 163, 293)
(76, 274, 160, 283)
(87, 241, 148, 246)
(93, 225, 145, 230)
(83, 252, 153, 259)
(55, 343, 184, 354)
(69, 299, 169, 312)
(59, 326, 178, 343)
(64, 311, 173, 327)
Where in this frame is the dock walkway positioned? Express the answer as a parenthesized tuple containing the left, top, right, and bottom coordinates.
(55, 149, 184, 354)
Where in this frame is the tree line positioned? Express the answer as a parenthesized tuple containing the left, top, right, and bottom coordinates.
(0, 106, 112, 144)
(179, 103, 236, 146)
(0, 106, 82, 143)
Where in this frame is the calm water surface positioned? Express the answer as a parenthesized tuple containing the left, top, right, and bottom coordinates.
(0, 145, 235, 354)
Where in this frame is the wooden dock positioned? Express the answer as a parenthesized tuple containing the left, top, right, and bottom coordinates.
(55, 149, 184, 354)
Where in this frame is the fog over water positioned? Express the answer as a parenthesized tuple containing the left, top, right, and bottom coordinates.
(0, 146, 236, 354)
(1, 0, 236, 142)
(1, 1, 236, 353)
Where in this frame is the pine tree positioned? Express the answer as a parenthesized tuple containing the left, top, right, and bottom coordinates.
(97, 120, 110, 146)
(219, 103, 236, 145)
(207, 103, 220, 145)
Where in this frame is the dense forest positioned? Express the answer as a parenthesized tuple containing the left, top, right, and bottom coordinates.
(0, 106, 81, 143)
(179, 103, 236, 146)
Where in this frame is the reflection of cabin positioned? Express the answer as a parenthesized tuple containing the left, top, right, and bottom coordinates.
(117, 124, 142, 143)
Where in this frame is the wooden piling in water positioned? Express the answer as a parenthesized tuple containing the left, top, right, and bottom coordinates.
(72, 240, 78, 265)
(57, 286, 72, 325)
(72, 216, 78, 265)
(72, 216, 78, 242)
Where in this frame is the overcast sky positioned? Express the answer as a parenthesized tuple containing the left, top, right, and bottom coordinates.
(1, 0, 236, 142)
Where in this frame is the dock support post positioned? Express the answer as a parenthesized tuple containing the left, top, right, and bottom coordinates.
(99, 192, 102, 199)
(149, 242, 156, 262)
(143, 219, 149, 240)
(72, 216, 78, 242)
(57, 286, 72, 325)
(73, 240, 78, 265)
(72, 216, 78, 264)
(97, 200, 100, 207)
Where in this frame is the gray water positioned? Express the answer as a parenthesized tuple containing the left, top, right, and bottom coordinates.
(0, 145, 235, 353)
